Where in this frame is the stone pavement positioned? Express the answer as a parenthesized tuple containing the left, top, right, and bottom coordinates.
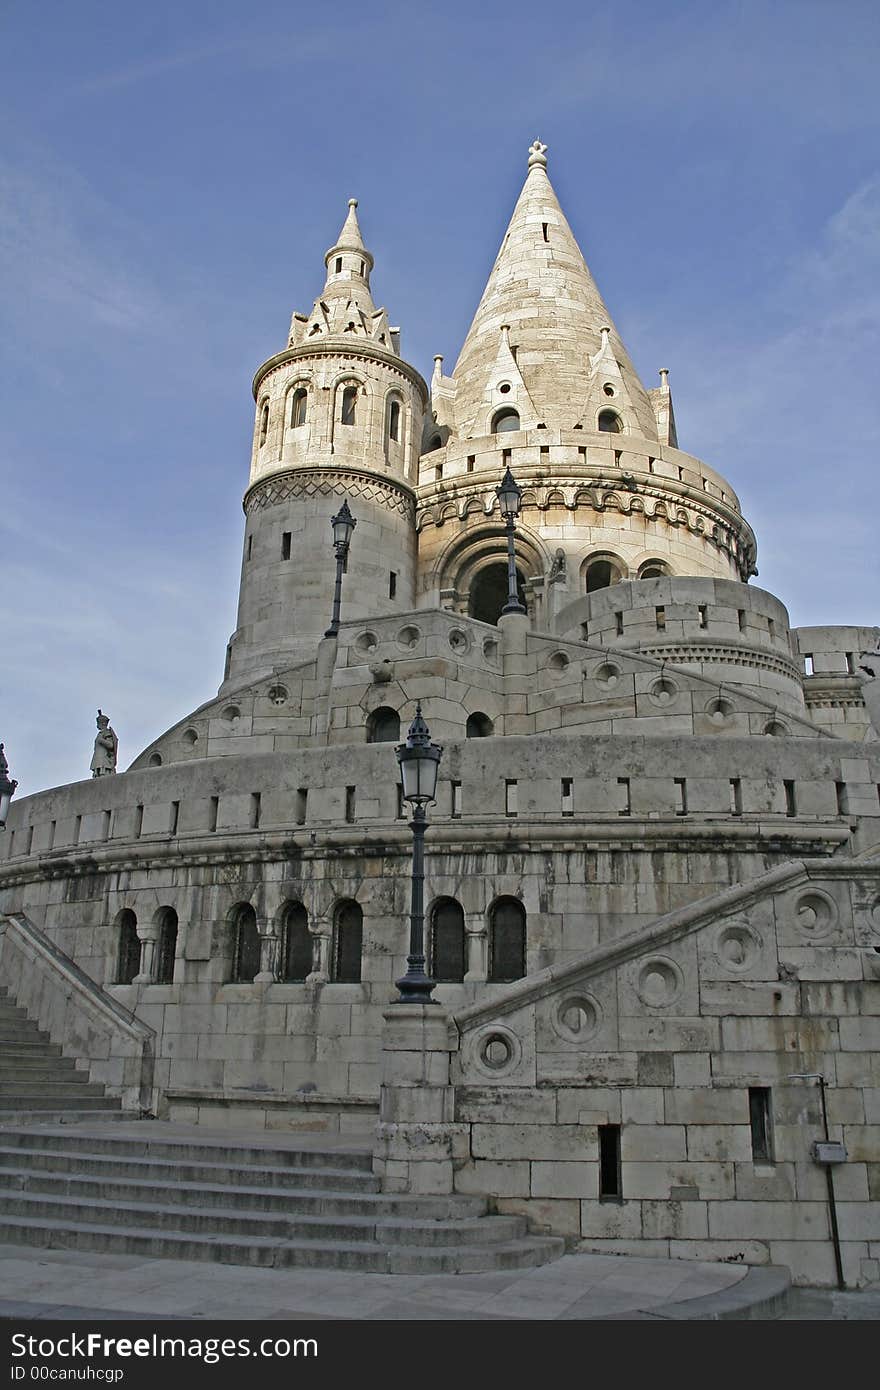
(0, 1243, 790, 1321)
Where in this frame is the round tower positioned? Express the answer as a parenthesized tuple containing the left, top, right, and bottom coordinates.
(225, 200, 428, 684)
(417, 142, 757, 629)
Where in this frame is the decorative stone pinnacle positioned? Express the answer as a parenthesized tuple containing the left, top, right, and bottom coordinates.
(527, 139, 548, 169)
(348, 198, 358, 208)
(659, 368, 670, 386)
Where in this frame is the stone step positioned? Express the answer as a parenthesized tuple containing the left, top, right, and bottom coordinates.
(0, 1095, 121, 1112)
(0, 1057, 81, 1073)
(0, 1129, 375, 1172)
(0, 1082, 111, 1099)
(0, 1003, 30, 1021)
(0, 1110, 131, 1126)
(0, 1042, 66, 1058)
(0, 1144, 382, 1192)
(0, 1163, 487, 1219)
(0, 1188, 526, 1247)
(0, 1028, 56, 1045)
(0, 1212, 564, 1274)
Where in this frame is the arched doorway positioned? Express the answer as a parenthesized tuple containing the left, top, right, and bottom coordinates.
(469, 563, 526, 625)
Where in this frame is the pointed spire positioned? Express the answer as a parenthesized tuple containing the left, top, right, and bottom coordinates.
(449, 142, 658, 439)
(325, 198, 373, 269)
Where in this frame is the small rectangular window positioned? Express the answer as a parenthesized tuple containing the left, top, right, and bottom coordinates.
(578, 447, 586, 460)
(451, 780, 462, 819)
(784, 780, 796, 817)
(73, 814, 82, 846)
(25, 825, 34, 855)
(599, 1124, 622, 1199)
(738, 609, 746, 632)
(281, 532, 291, 560)
(296, 788, 308, 825)
(435, 464, 443, 481)
(647, 456, 654, 473)
(702, 477, 709, 491)
(250, 793, 261, 830)
(677, 466, 684, 480)
(335, 256, 342, 273)
(767, 617, 776, 638)
(561, 778, 574, 817)
(835, 781, 848, 815)
(209, 796, 219, 832)
(505, 779, 518, 817)
(246, 535, 252, 561)
(698, 605, 708, 629)
(615, 611, 624, 636)
(674, 778, 688, 816)
(614, 450, 622, 466)
(134, 805, 143, 839)
(730, 778, 742, 816)
(101, 811, 111, 842)
(749, 1087, 774, 1163)
(48, 820, 56, 850)
(655, 606, 666, 631)
(804, 653, 814, 676)
(502, 449, 511, 465)
(396, 784, 405, 820)
(467, 455, 475, 472)
(540, 445, 549, 458)
(169, 801, 179, 836)
(389, 571, 397, 599)
(542, 221, 549, 242)
(617, 777, 631, 817)
(846, 652, 856, 675)
(345, 786, 356, 823)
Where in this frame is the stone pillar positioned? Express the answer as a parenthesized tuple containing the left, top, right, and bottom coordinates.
(255, 918, 280, 983)
(372, 1003, 463, 1195)
(463, 922, 487, 982)
(307, 926, 330, 983)
(133, 926, 158, 985)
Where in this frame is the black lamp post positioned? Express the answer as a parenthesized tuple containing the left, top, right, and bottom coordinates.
(394, 704, 443, 1004)
(324, 500, 357, 638)
(0, 745, 18, 830)
(496, 466, 526, 615)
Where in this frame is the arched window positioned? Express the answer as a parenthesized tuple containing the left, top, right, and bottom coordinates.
(232, 904, 260, 983)
(431, 899, 465, 983)
(489, 898, 526, 983)
(388, 398, 401, 443)
(281, 901, 311, 982)
(638, 560, 671, 579)
(341, 385, 358, 426)
(259, 401, 269, 446)
(424, 434, 442, 453)
(332, 900, 362, 983)
(469, 563, 526, 625)
(290, 388, 308, 428)
(156, 908, 178, 985)
(466, 712, 494, 738)
(366, 707, 400, 744)
(115, 910, 140, 985)
(597, 409, 622, 434)
(492, 408, 520, 434)
(585, 558, 624, 593)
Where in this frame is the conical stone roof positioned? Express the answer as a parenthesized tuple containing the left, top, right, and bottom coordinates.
(449, 142, 658, 440)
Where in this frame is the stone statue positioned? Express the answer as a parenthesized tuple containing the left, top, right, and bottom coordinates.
(548, 547, 567, 582)
(90, 710, 118, 778)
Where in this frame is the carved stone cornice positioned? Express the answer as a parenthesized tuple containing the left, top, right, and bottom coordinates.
(243, 467, 416, 521)
(253, 343, 428, 403)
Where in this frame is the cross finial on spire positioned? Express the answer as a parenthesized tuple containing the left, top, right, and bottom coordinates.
(528, 139, 548, 169)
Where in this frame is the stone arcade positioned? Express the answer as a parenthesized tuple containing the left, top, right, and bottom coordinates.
(1, 142, 879, 1288)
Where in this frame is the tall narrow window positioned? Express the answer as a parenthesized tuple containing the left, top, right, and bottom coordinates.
(246, 535, 253, 561)
(388, 399, 400, 442)
(134, 805, 144, 838)
(599, 1125, 622, 1198)
(341, 386, 357, 426)
(281, 532, 291, 560)
(156, 908, 178, 985)
(345, 786, 356, 822)
(698, 605, 708, 629)
(451, 781, 462, 818)
(232, 904, 260, 983)
(674, 778, 688, 816)
(784, 780, 796, 817)
(467, 455, 475, 472)
(505, 779, 518, 817)
(655, 606, 666, 631)
(169, 801, 179, 835)
(730, 778, 742, 816)
(332, 901, 362, 983)
(617, 777, 631, 816)
(296, 788, 308, 825)
(259, 402, 269, 446)
(250, 793, 261, 829)
(290, 388, 308, 427)
(845, 652, 856, 675)
(489, 898, 526, 982)
(209, 796, 219, 832)
(431, 899, 466, 983)
(561, 779, 574, 817)
(115, 910, 140, 985)
(737, 609, 746, 632)
(749, 1087, 774, 1163)
(101, 811, 111, 842)
(389, 571, 397, 599)
(835, 781, 848, 815)
(48, 820, 56, 850)
(74, 815, 82, 845)
(804, 654, 814, 675)
(335, 256, 342, 273)
(615, 611, 624, 636)
(282, 902, 311, 982)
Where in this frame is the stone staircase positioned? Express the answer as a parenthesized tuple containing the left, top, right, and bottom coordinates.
(0, 1125, 565, 1273)
(0, 987, 122, 1121)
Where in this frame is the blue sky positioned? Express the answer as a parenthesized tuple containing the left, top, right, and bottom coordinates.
(1, 0, 878, 796)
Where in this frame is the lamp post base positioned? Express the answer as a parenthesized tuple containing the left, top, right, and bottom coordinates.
(393, 956, 439, 1004)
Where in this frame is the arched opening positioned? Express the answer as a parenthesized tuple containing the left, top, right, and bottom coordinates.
(424, 434, 442, 453)
(115, 910, 140, 985)
(332, 900, 362, 983)
(637, 560, 672, 579)
(366, 707, 400, 744)
(585, 558, 624, 593)
(489, 898, 526, 983)
(232, 904, 260, 983)
(290, 388, 308, 428)
(469, 563, 526, 625)
(341, 385, 358, 427)
(281, 901, 311, 982)
(597, 409, 622, 433)
(466, 712, 494, 738)
(155, 908, 178, 985)
(431, 898, 465, 983)
(492, 408, 520, 434)
(259, 401, 269, 446)
(388, 398, 401, 443)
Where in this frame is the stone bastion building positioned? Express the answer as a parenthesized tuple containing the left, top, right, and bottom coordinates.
(2, 142, 879, 1288)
